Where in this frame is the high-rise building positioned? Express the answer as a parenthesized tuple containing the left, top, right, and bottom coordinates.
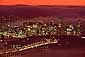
(57, 19, 64, 36)
(76, 19, 81, 36)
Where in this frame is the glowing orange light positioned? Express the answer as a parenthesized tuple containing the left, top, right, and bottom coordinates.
(0, 0, 85, 6)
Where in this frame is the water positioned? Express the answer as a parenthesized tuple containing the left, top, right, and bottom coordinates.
(19, 48, 85, 57)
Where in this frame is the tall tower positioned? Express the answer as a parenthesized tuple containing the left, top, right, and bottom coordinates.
(58, 18, 64, 36)
(76, 19, 81, 36)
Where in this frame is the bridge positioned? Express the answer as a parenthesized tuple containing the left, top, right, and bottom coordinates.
(0, 39, 58, 57)
(0, 35, 83, 57)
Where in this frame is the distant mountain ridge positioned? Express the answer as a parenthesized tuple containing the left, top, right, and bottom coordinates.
(0, 5, 85, 17)
(0, 5, 85, 25)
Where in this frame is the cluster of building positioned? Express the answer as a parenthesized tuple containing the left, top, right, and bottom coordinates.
(0, 18, 82, 56)
(0, 19, 81, 39)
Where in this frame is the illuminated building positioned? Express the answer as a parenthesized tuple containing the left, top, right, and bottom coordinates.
(57, 19, 64, 36)
(76, 19, 81, 36)
(66, 24, 74, 36)
(0, 17, 83, 39)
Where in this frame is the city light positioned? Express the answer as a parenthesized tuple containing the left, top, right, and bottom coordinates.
(81, 37, 85, 39)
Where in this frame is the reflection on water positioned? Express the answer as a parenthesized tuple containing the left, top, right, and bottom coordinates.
(21, 48, 85, 57)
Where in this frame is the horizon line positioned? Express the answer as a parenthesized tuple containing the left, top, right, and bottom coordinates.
(0, 4, 85, 6)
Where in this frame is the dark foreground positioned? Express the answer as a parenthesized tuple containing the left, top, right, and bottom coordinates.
(14, 47, 85, 57)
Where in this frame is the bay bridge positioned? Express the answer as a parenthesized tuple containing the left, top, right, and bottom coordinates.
(0, 34, 84, 57)
(0, 36, 58, 57)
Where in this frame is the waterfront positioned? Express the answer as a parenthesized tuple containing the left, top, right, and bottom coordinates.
(0, 35, 85, 57)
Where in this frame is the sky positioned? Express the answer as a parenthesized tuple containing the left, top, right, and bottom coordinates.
(0, 0, 85, 6)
